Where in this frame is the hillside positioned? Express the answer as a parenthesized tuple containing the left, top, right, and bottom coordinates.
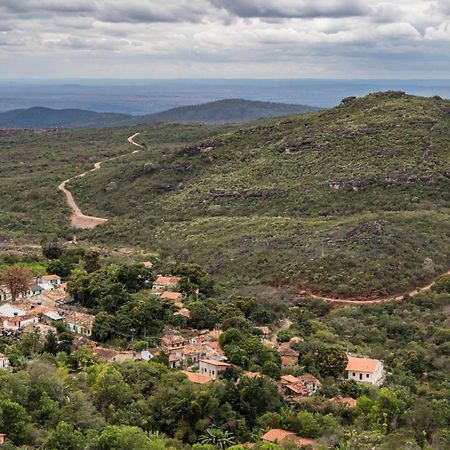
(1, 92, 449, 299)
(0, 99, 319, 129)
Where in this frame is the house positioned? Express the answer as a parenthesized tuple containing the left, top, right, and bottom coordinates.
(280, 374, 299, 385)
(40, 274, 61, 287)
(182, 370, 213, 384)
(261, 429, 316, 448)
(160, 335, 188, 348)
(0, 353, 10, 369)
(0, 303, 37, 330)
(278, 345, 299, 369)
(63, 311, 95, 336)
(142, 261, 153, 268)
(42, 311, 64, 323)
(199, 359, 230, 380)
(28, 284, 44, 297)
(297, 374, 322, 395)
(0, 433, 6, 445)
(346, 356, 385, 386)
(153, 276, 181, 290)
(161, 291, 183, 302)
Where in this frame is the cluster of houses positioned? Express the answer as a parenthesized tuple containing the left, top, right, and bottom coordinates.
(150, 275, 190, 319)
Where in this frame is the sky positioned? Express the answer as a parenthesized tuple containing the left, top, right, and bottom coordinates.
(0, 0, 450, 79)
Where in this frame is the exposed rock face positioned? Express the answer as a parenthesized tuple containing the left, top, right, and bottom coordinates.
(210, 188, 284, 199)
(441, 106, 450, 115)
(341, 96, 357, 104)
(180, 141, 221, 156)
(329, 177, 374, 191)
(345, 220, 387, 241)
(382, 170, 417, 183)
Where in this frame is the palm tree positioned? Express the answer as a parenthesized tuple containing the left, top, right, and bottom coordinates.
(199, 427, 236, 449)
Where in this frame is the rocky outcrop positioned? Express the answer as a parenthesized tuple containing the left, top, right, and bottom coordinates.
(341, 96, 357, 105)
(329, 177, 374, 191)
(180, 141, 221, 156)
(211, 188, 284, 199)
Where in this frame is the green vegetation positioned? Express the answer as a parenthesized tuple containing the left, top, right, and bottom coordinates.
(1, 92, 449, 297)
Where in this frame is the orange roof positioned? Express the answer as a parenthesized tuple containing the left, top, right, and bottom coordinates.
(161, 291, 182, 300)
(280, 375, 298, 384)
(41, 274, 60, 281)
(142, 261, 153, 268)
(346, 356, 379, 373)
(182, 370, 213, 384)
(285, 383, 309, 395)
(295, 437, 316, 448)
(261, 429, 296, 443)
(153, 276, 181, 287)
(200, 359, 230, 367)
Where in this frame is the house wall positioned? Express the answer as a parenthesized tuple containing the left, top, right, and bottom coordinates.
(199, 361, 226, 380)
(281, 355, 297, 369)
(0, 358, 10, 368)
(347, 362, 384, 386)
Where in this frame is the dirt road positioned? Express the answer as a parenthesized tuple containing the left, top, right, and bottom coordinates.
(308, 269, 450, 305)
(58, 132, 142, 229)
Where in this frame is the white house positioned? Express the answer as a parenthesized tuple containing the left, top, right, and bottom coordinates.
(199, 359, 230, 380)
(346, 356, 385, 386)
(39, 275, 62, 287)
(0, 303, 38, 330)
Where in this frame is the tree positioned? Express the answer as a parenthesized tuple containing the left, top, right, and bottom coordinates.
(44, 331, 58, 355)
(42, 242, 63, 260)
(93, 425, 153, 450)
(262, 361, 281, 380)
(1, 266, 32, 301)
(0, 399, 30, 445)
(315, 347, 347, 378)
(43, 421, 86, 450)
(200, 428, 236, 449)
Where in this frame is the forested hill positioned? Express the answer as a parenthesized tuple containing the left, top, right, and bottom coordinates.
(0, 99, 319, 129)
(69, 91, 450, 299)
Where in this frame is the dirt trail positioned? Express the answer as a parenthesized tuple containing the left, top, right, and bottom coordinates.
(308, 269, 450, 305)
(58, 132, 142, 229)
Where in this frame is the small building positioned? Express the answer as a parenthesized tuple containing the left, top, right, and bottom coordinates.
(153, 276, 181, 291)
(199, 359, 230, 380)
(40, 274, 61, 287)
(142, 261, 153, 268)
(160, 335, 187, 348)
(161, 291, 183, 302)
(0, 433, 6, 445)
(28, 284, 44, 297)
(64, 312, 95, 336)
(0, 353, 10, 369)
(298, 374, 322, 395)
(42, 311, 64, 323)
(346, 356, 385, 386)
(0, 303, 37, 330)
(278, 345, 299, 369)
(280, 374, 298, 385)
(182, 370, 213, 384)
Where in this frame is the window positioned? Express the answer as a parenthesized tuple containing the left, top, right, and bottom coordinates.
(366, 374, 369, 378)
(353, 372, 355, 376)
(359, 373, 363, 380)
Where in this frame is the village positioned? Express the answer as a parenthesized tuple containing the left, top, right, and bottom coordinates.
(0, 263, 389, 448)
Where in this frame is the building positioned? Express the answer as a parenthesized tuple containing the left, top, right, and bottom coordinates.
(0, 434, 6, 445)
(199, 359, 230, 380)
(153, 276, 181, 291)
(160, 335, 188, 348)
(346, 356, 385, 386)
(142, 261, 153, 268)
(64, 311, 95, 336)
(28, 284, 44, 297)
(0, 353, 10, 369)
(297, 374, 322, 395)
(0, 303, 37, 330)
(278, 345, 299, 369)
(161, 291, 183, 302)
(40, 274, 61, 287)
(260, 429, 316, 448)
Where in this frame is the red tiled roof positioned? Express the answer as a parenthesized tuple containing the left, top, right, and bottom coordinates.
(153, 276, 181, 287)
(280, 374, 298, 384)
(161, 291, 182, 300)
(200, 359, 230, 367)
(42, 274, 60, 281)
(243, 371, 262, 379)
(346, 356, 379, 373)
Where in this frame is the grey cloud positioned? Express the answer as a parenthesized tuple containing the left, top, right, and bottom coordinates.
(210, 0, 370, 18)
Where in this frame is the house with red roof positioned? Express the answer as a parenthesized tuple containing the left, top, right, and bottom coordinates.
(346, 355, 385, 386)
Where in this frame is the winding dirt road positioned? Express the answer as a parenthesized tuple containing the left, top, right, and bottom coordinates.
(58, 132, 142, 229)
(308, 269, 450, 305)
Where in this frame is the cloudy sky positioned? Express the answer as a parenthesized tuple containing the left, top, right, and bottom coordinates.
(1, 0, 449, 78)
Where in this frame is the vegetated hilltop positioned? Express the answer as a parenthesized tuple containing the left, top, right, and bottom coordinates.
(0, 99, 319, 129)
(69, 92, 450, 299)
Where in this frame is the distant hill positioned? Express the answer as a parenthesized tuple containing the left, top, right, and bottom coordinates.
(0, 99, 320, 129)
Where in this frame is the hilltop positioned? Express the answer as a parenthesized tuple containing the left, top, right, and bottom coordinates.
(1, 92, 449, 299)
(0, 99, 319, 129)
